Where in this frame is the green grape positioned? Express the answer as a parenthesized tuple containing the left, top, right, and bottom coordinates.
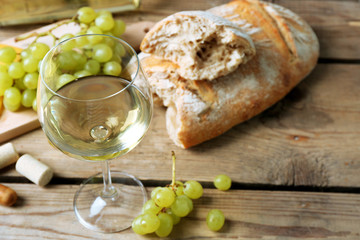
(21, 89, 36, 108)
(183, 193, 193, 212)
(114, 43, 126, 57)
(84, 59, 100, 75)
(0, 47, 16, 64)
(0, 72, 13, 96)
(142, 199, 162, 215)
(74, 70, 91, 78)
(14, 78, 26, 90)
(8, 62, 25, 79)
(23, 72, 39, 90)
(77, 7, 96, 24)
(152, 187, 175, 208)
(140, 212, 160, 234)
(56, 51, 78, 71)
(57, 74, 75, 89)
(132, 215, 146, 235)
(103, 61, 122, 76)
(23, 56, 40, 73)
(95, 14, 115, 32)
(155, 213, 173, 237)
(87, 26, 103, 44)
(3, 99, 20, 111)
(75, 32, 89, 47)
(97, 10, 112, 17)
(184, 180, 203, 199)
(4, 87, 21, 102)
(166, 208, 181, 225)
(109, 53, 122, 64)
(151, 187, 162, 200)
(72, 52, 87, 70)
(0, 64, 8, 72)
(102, 36, 115, 48)
(32, 98, 37, 111)
(60, 33, 74, 41)
(111, 19, 126, 37)
(206, 209, 225, 231)
(103, 31, 114, 37)
(59, 34, 76, 51)
(29, 42, 50, 59)
(170, 195, 192, 217)
(214, 174, 232, 191)
(20, 49, 31, 60)
(84, 49, 93, 58)
(92, 43, 113, 63)
(3, 87, 21, 111)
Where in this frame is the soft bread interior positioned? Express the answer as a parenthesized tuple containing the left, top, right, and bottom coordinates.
(140, 11, 255, 81)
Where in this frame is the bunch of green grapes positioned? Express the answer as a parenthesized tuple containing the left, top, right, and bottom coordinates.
(53, 32, 127, 90)
(132, 152, 232, 237)
(0, 44, 44, 111)
(132, 180, 203, 237)
(0, 6, 126, 112)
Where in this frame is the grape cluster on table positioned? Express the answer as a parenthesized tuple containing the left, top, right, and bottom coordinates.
(132, 174, 231, 237)
(0, 7, 126, 112)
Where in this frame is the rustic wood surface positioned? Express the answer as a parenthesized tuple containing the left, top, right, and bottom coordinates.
(1, 0, 360, 239)
(1, 185, 360, 240)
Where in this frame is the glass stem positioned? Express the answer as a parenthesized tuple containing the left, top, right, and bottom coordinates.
(101, 160, 116, 198)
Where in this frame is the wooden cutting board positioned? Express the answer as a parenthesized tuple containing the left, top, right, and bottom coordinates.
(0, 20, 155, 144)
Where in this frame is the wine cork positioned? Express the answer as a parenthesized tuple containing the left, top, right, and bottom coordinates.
(16, 154, 53, 186)
(0, 184, 17, 206)
(0, 142, 19, 169)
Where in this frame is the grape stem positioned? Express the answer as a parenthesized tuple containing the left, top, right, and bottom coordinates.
(171, 151, 176, 189)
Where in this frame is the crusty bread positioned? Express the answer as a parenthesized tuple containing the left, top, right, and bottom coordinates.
(140, 0, 319, 148)
(140, 11, 256, 81)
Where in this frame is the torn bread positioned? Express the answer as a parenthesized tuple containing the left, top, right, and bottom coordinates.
(140, 11, 256, 81)
(140, 0, 319, 148)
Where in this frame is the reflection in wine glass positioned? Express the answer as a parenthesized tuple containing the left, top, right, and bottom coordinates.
(38, 34, 153, 232)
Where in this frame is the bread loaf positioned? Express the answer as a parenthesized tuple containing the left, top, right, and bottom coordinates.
(140, 11, 256, 81)
(140, 0, 319, 148)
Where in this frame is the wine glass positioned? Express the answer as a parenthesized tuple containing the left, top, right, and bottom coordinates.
(37, 34, 153, 232)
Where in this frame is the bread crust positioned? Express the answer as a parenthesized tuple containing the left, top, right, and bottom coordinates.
(140, 0, 319, 148)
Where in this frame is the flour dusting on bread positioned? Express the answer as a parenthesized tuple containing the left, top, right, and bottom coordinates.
(208, 4, 269, 48)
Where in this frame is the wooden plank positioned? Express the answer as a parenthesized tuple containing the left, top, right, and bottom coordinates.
(275, 0, 360, 60)
(0, 108, 39, 144)
(1, 64, 360, 189)
(0, 184, 359, 239)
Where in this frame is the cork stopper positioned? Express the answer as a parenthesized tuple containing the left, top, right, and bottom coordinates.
(15, 154, 53, 186)
(0, 142, 19, 169)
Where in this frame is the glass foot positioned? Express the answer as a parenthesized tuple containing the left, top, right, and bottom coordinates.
(73, 171, 147, 233)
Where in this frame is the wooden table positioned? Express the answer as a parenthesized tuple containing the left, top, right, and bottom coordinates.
(1, 0, 360, 239)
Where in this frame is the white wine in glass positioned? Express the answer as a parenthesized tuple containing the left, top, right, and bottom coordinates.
(38, 34, 153, 232)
